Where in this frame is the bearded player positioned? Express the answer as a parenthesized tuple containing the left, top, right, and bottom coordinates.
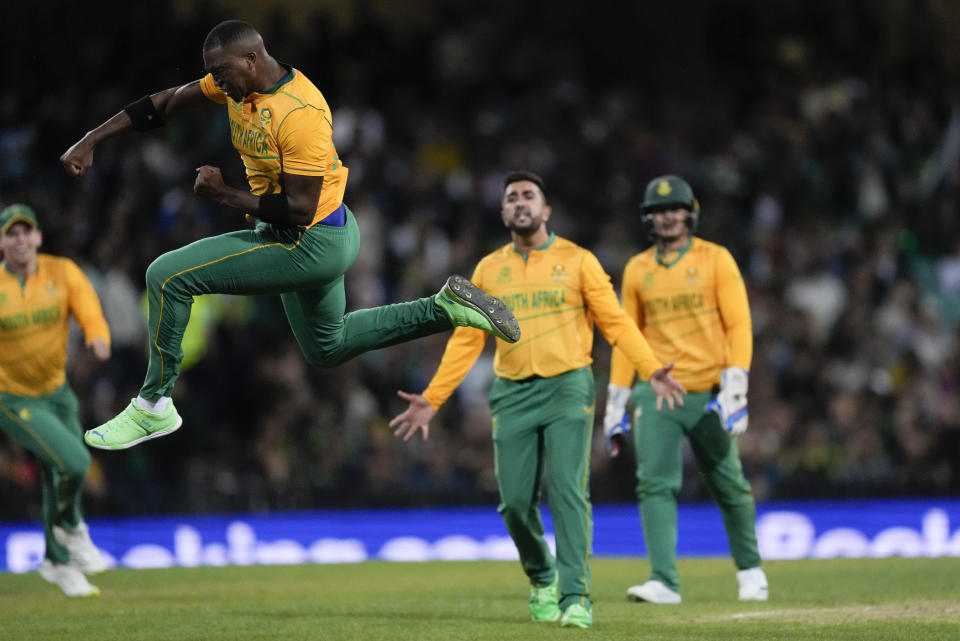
(391, 171, 686, 628)
(602, 175, 768, 604)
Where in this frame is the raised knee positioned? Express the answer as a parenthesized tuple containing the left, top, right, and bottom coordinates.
(145, 256, 174, 291)
(300, 350, 336, 369)
(299, 342, 350, 368)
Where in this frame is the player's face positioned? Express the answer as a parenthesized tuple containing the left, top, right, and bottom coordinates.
(0, 222, 41, 266)
(501, 181, 551, 234)
(648, 207, 692, 244)
(203, 46, 256, 102)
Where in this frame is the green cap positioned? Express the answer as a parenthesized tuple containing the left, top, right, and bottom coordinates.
(640, 175, 698, 213)
(0, 204, 39, 234)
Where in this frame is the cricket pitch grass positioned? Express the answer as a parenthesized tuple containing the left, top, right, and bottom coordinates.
(1, 557, 958, 640)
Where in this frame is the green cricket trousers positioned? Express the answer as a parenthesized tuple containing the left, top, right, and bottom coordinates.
(489, 366, 595, 610)
(140, 205, 450, 398)
(0, 383, 88, 564)
(632, 383, 761, 592)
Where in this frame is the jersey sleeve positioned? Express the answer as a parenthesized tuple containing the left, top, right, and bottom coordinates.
(716, 248, 752, 369)
(199, 74, 228, 104)
(64, 259, 110, 345)
(610, 258, 643, 388)
(581, 251, 662, 380)
(421, 264, 489, 409)
(275, 105, 332, 176)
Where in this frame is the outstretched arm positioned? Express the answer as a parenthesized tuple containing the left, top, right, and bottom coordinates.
(61, 80, 208, 178)
(389, 391, 438, 441)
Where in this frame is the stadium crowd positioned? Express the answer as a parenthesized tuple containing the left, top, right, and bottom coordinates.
(1, 0, 959, 519)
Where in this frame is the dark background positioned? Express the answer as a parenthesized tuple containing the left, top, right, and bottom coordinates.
(1, 0, 959, 518)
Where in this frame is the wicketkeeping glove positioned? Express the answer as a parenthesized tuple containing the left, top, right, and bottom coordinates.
(707, 366, 749, 436)
(603, 383, 632, 456)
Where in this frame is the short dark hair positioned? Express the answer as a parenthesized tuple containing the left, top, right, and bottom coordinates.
(502, 170, 546, 196)
(203, 20, 260, 52)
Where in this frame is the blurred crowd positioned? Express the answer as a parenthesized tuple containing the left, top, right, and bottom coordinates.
(1, 0, 959, 519)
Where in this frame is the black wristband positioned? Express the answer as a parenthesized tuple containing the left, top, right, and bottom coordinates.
(124, 95, 164, 131)
(258, 193, 292, 225)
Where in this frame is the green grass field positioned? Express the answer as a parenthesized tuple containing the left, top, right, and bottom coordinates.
(1, 557, 958, 640)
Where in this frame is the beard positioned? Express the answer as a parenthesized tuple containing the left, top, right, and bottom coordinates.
(505, 212, 543, 234)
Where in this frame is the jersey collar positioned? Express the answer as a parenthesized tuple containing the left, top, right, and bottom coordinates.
(2, 259, 34, 291)
(654, 236, 693, 268)
(512, 231, 555, 262)
(247, 65, 295, 102)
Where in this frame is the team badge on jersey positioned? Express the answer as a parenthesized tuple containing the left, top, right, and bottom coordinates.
(551, 264, 567, 281)
(46, 282, 58, 298)
(497, 267, 512, 284)
(643, 272, 655, 289)
(19, 408, 31, 421)
(0, 292, 6, 307)
(685, 267, 699, 284)
(259, 107, 273, 126)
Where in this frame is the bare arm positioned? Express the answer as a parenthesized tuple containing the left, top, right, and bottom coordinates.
(61, 80, 208, 178)
(193, 169, 324, 227)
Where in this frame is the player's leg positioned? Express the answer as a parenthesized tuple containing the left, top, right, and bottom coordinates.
(282, 207, 516, 364)
(45, 384, 87, 531)
(281, 276, 451, 367)
(48, 384, 107, 574)
(139, 225, 344, 400)
(87, 225, 343, 449)
(628, 383, 693, 597)
(0, 391, 90, 562)
(688, 410, 763, 581)
(540, 367, 595, 623)
(489, 377, 557, 619)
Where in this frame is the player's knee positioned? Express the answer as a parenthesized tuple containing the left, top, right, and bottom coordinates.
(145, 256, 174, 291)
(636, 477, 680, 502)
(497, 493, 531, 518)
(300, 343, 347, 368)
(63, 449, 92, 481)
(301, 348, 332, 368)
(545, 482, 587, 509)
(712, 482, 754, 508)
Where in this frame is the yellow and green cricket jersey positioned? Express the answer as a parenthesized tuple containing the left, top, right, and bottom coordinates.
(610, 237, 752, 393)
(0, 255, 110, 397)
(423, 233, 662, 409)
(200, 67, 349, 227)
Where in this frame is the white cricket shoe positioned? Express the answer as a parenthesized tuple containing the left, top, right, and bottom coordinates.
(38, 560, 100, 597)
(626, 580, 682, 604)
(54, 522, 107, 574)
(737, 567, 769, 601)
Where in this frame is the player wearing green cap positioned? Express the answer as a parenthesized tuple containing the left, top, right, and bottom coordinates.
(0, 203, 111, 596)
(602, 175, 768, 604)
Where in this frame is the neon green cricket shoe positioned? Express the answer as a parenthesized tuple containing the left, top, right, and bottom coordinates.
(435, 275, 521, 343)
(560, 603, 593, 629)
(529, 576, 561, 622)
(84, 399, 182, 450)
